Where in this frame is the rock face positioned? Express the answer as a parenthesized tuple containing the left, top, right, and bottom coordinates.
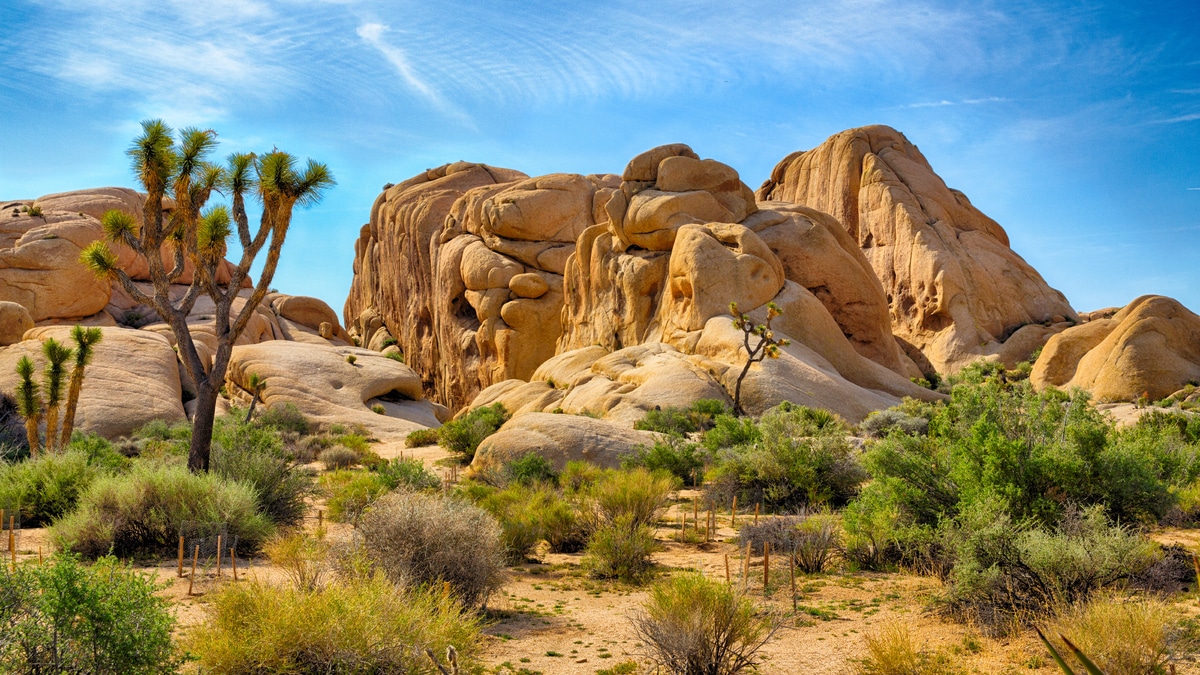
(225, 341, 445, 441)
(352, 142, 945, 435)
(757, 125, 1078, 373)
(0, 326, 186, 437)
(472, 412, 660, 474)
(1032, 295, 1200, 402)
(0, 301, 33, 346)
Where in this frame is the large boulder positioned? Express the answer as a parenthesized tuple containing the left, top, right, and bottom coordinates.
(0, 301, 33, 346)
(0, 326, 185, 437)
(226, 340, 443, 440)
(757, 125, 1078, 374)
(0, 203, 112, 321)
(471, 412, 660, 474)
(1032, 295, 1200, 402)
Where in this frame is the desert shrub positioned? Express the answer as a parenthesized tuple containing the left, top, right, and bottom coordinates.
(633, 573, 776, 675)
(584, 467, 679, 529)
(623, 436, 707, 486)
(0, 450, 103, 526)
(857, 621, 951, 675)
(318, 445, 359, 470)
(185, 574, 479, 674)
(65, 433, 128, 471)
(0, 393, 28, 461)
(708, 413, 865, 511)
(479, 483, 586, 561)
(1041, 595, 1194, 675)
(211, 417, 313, 527)
(264, 528, 331, 591)
(738, 512, 841, 574)
(636, 407, 700, 435)
(860, 408, 929, 438)
(374, 457, 442, 491)
(256, 403, 311, 435)
(584, 514, 659, 581)
(321, 470, 389, 526)
(406, 427, 440, 448)
(0, 555, 181, 675)
(52, 462, 272, 558)
(128, 418, 192, 457)
(559, 459, 604, 494)
(439, 403, 509, 462)
(504, 451, 558, 486)
(701, 414, 761, 452)
(354, 490, 505, 607)
(940, 502, 1157, 633)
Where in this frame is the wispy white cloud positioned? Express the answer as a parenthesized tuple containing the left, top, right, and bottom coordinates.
(903, 97, 1009, 109)
(1149, 113, 1200, 124)
(1188, 187, 1200, 191)
(355, 22, 472, 125)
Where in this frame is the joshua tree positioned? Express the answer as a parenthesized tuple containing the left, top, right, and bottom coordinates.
(729, 301, 790, 416)
(59, 325, 103, 450)
(41, 338, 73, 452)
(81, 120, 334, 472)
(243, 372, 265, 423)
(14, 357, 42, 457)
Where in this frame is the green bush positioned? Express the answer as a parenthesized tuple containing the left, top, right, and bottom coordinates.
(940, 502, 1157, 633)
(52, 462, 273, 558)
(355, 490, 506, 607)
(0, 555, 181, 674)
(185, 574, 479, 674)
(0, 450, 103, 526)
(559, 460, 603, 494)
(701, 413, 761, 452)
(504, 451, 558, 486)
(439, 403, 508, 462)
(708, 404, 865, 511)
(405, 427, 440, 448)
(635, 407, 701, 435)
(374, 457, 442, 491)
(321, 470, 389, 526)
(584, 514, 659, 582)
(584, 467, 679, 529)
(622, 436, 707, 487)
(633, 573, 776, 675)
(66, 433, 128, 471)
(318, 445, 359, 470)
(860, 408, 929, 438)
(478, 483, 586, 561)
(211, 416, 313, 527)
(256, 403, 311, 435)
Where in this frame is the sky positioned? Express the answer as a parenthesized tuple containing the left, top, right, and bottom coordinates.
(1, 0, 1197, 316)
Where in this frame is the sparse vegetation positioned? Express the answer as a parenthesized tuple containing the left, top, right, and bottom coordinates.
(584, 514, 659, 581)
(406, 427, 440, 447)
(439, 402, 509, 462)
(1039, 595, 1190, 675)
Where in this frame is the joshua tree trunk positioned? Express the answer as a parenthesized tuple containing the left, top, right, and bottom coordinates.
(59, 374, 84, 451)
(44, 403, 59, 453)
(189, 383, 220, 473)
(24, 416, 40, 458)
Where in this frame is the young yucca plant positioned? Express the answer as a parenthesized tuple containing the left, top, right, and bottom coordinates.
(59, 325, 103, 450)
(243, 372, 265, 423)
(41, 337, 74, 452)
(1036, 627, 1108, 675)
(729, 301, 790, 416)
(15, 356, 43, 456)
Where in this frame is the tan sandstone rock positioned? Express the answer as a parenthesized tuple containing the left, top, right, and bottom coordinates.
(471, 412, 661, 474)
(0, 326, 185, 437)
(757, 125, 1077, 373)
(0, 301, 34, 345)
(1032, 295, 1200, 402)
(0, 205, 112, 321)
(226, 340, 440, 440)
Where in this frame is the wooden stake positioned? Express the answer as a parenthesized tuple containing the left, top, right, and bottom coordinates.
(724, 553, 731, 584)
(318, 509, 323, 528)
(707, 507, 714, 543)
(731, 496, 737, 528)
(187, 545, 199, 596)
(8, 517, 14, 570)
(215, 535, 223, 578)
(231, 549, 238, 581)
(742, 542, 751, 592)
(692, 496, 698, 528)
(763, 541, 770, 591)
(38, 547, 42, 564)
(789, 554, 797, 612)
(754, 502, 760, 525)
(178, 536, 185, 577)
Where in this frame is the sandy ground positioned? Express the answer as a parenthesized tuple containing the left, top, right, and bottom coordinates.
(8, 445, 1200, 675)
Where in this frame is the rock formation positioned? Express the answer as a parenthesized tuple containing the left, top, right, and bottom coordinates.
(0, 188, 416, 441)
(1032, 295, 1200, 402)
(473, 412, 661, 474)
(757, 125, 1078, 373)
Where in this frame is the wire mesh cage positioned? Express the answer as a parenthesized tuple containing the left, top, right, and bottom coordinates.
(179, 521, 238, 593)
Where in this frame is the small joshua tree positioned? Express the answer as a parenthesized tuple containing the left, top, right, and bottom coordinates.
(80, 120, 333, 472)
(14, 356, 42, 456)
(41, 338, 74, 452)
(59, 326, 103, 450)
(729, 301, 790, 416)
(243, 372, 265, 423)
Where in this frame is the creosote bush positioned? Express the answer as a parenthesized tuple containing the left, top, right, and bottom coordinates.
(438, 402, 509, 462)
(210, 413, 313, 527)
(185, 574, 479, 675)
(318, 445, 360, 470)
(321, 469, 389, 526)
(633, 573, 777, 675)
(52, 461, 272, 558)
(0, 448, 105, 526)
(584, 514, 660, 582)
(353, 490, 505, 608)
(375, 456, 442, 491)
(264, 528, 331, 591)
(405, 427, 440, 448)
(623, 435, 708, 487)
(0, 555, 181, 675)
(583, 466, 679, 530)
(1040, 595, 1195, 675)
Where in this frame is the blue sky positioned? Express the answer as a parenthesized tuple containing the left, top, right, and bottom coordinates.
(1, 0, 1197, 316)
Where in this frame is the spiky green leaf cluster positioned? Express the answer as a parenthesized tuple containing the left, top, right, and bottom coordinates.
(198, 205, 232, 258)
(100, 210, 140, 244)
(70, 326, 103, 369)
(15, 355, 42, 418)
(42, 338, 74, 406)
(79, 241, 120, 278)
